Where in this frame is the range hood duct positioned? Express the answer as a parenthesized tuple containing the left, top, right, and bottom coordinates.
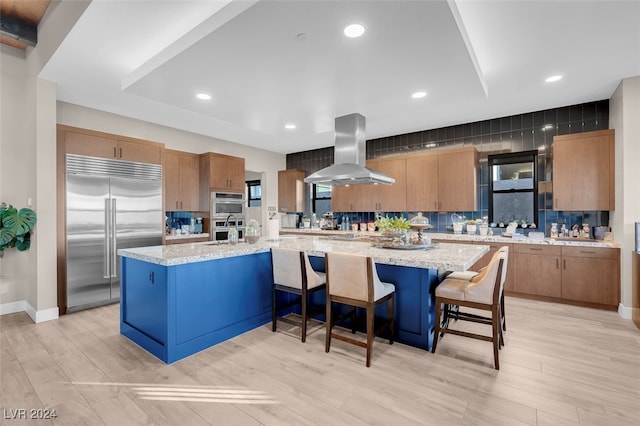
(304, 113, 395, 186)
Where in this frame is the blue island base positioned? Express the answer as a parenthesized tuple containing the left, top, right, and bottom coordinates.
(120, 253, 441, 364)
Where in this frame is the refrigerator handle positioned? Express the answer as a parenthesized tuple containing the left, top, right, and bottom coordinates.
(103, 198, 111, 279)
(111, 198, 118, 278)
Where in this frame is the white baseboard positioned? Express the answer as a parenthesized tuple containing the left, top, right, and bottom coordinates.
(618, 303, 633, 320)
(0, 300, 59, 323)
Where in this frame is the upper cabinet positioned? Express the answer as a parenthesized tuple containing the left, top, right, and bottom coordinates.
(278, 169, 305, 212)
(331, 157, 407, 212)
(165, 150, 200, 211)
(365, 157, 407, 212)
(406, 147, 478, 212)
(62, 126, 163, 164)
(553, 129, 615, 211)
(199, 152, 245, 192)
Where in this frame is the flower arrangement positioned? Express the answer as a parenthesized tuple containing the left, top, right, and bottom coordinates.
(374, 215, 411, 233)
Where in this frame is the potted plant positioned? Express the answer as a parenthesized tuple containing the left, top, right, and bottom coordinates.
(375, 215, 410, 235)
(0, 203, 37, 258)
(466, 219, 478, 234)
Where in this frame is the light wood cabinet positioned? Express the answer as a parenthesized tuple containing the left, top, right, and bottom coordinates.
(63, 128, 163, 164)
(199, 153, 246, 208)
(513, 245, 562, 298)
(437, 149, 478, 211)
(331, 157, 407, 212)
(552, 129, 615, 211)
(165, 150, 200, 211)
(561, 246, 619, 306)
(406, 147, 478, 212)
(332, 185, 366, 212)
(365, 158, 407, 211)
(511, 243, 619, 309)
(406, 155, 439, 211)
(278, 169, 305, 212)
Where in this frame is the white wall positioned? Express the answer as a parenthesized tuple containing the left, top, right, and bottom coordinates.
(0, 46, 32, 307)
(610, 75, 640, 319)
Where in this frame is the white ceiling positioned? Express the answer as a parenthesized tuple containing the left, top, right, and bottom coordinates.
(40, 0, 640, 154)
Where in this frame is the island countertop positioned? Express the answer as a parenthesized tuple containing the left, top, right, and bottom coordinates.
(118, 236, 489, 272)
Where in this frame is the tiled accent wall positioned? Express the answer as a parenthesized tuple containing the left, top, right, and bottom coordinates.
(286, 100, 610, 234)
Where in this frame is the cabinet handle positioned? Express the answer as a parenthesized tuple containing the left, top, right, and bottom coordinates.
(554, 198, 558, 209)
(113, 147, 117, 158)
(556, 258, 559, 269)
(119, 148, 123, 158)
(563, 259, 566, 270)
(176, 201, 179, 209)
(180, 201, 183, 209)
(435, 201, 437, 210)
(580, 250, 596, 254)
(529, 248, 543, 251)
(438, 201, 442, 210)
(149, 271, 155, 284)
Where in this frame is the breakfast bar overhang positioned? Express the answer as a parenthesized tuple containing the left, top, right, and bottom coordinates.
(118, 237, 488, 363)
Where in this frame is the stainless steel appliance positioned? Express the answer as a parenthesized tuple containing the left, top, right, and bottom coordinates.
(65, 154, 162, 313)
(211, 191, 245, 216)
(211, 215, 245, 241)
(210, 192, 246, 241)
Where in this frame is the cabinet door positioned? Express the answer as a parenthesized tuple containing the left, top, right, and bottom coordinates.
(278, 169, 305, 212)
(164, 151, 181, 210)
(552, 129, 614, 211)
(406, 154, 439, 211)
(513, 245, 562, 297)
(438, 149, 477, 212)
(332, 185, 365, 212)
(65, 131, 118, 159)
(227, 156, 246, 191)
(180, 154, 200, 210)
(208, 154, 245, 191)
(367, 158, 407, 211)
(117, 139, 163, 164)
(561, 247, 619, 306)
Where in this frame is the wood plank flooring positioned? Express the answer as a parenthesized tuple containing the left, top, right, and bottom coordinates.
(1, 297, 639, 425)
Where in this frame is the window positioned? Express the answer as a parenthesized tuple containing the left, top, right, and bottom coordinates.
(246, 180, 261, 207)
(489, 151, 538, 226)
(312, 184, 332, 216)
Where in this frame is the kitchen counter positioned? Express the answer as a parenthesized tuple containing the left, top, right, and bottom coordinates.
(118, 236, 489, 363)
(280, 228, 620, 249)
(164, 232, 209, 241)
(118, 235, 488, 271)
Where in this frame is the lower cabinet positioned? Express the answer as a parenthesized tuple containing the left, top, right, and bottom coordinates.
(560, 247, 619, 306)
(512, 244, 619, 309)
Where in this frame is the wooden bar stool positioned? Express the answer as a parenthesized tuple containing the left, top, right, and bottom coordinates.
(432, 250, 505, 369)
(271, 247, 326, 343)
(324, 252, 395, 367)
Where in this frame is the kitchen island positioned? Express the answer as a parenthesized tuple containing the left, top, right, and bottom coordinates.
(118, 237, 488, 363)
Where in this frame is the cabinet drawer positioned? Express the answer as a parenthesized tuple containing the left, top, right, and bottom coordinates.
(562, 246, 618, 259)
(514, 244, 561, 256)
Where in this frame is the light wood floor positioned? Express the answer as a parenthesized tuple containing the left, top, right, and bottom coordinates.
(1, 297, 639, 426)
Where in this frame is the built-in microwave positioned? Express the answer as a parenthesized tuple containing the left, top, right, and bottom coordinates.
(211, 192, 245, 216)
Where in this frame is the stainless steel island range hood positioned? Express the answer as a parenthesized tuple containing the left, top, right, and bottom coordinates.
(304, 113, 395, 186)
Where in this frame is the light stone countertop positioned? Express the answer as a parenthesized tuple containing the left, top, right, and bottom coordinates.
(280, 228, 620, 249)
(165, 233, 209, 241)
(118, 235, 489, 271)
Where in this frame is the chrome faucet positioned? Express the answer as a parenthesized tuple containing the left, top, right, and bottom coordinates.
(225, 214, 238, 231)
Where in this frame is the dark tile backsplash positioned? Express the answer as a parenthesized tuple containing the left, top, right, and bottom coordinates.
(286, 100, 610, 234)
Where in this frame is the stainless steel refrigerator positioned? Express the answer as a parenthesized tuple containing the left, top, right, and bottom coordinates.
(65, 154, 162, 313)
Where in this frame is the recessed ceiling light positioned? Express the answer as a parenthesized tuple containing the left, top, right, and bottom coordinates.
(196, 93, 211, 100)
(545, 75, 563, 83)
(344, 24, 365, 38)
(285, 124, 296, 130)
(412, 91, 427, 99)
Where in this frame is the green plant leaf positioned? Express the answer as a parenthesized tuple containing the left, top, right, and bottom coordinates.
(15, 232, 31, 251)
(0, 227, 16, 248)
(1, 207, 37, 236)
